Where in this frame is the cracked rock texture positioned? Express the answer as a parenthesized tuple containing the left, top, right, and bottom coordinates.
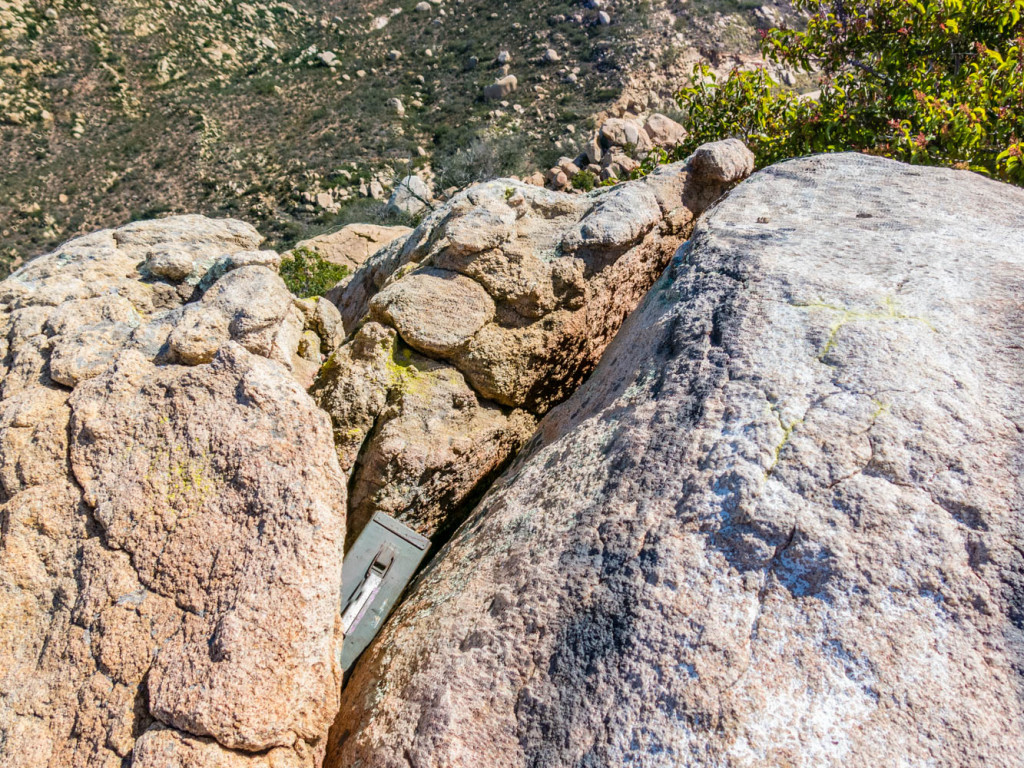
(0, 216, 347, 767)
(317, 141, 751, 546)
(328, 154, 1024, 767)
(309, 321, 536, 548)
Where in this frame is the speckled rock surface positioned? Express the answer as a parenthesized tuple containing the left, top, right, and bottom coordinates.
(327, 155, 1024, 768)
(0, 216, 347, 767)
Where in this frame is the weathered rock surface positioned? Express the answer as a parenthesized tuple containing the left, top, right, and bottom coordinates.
(319, 142, 751, 546)
(133, 724, 310, 768)
(335, 140, 751, 413)
(328, 155, 1024, 767)
(344, 345, 535, 545)
(294, 223, 412, 273)
(0, 216, 347, 766)
(370, 269, 496, 358)
(309, 321, 536, 549)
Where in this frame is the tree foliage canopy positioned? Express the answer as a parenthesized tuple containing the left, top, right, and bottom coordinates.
(670, 0, 1024, 183)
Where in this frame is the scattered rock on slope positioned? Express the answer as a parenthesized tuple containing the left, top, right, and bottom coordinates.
(328, 154, 1024, 767)
(483, 74, 518, 101)
(643, 111, 688, 147)
(599, 116, 649, 152)
(0, 216, 347, 767)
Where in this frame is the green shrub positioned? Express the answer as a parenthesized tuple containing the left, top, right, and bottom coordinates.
(673, 0, 1024, 184)
(571, 169, 598, 191)
(279, 246, 349, 298)
(434, 133, 529, 191)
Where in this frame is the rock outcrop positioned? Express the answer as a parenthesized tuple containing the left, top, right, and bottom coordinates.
(0, 216, 347, 767)
(549, 112, 691, 187)
(327, 155, 1024, 767)
(293, 223, 413, 273)
(315, 140, 753, 547)
(308, 321, 536, 548)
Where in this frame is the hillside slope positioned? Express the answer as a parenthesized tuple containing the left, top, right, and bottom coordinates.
(0, 0, 794, 273)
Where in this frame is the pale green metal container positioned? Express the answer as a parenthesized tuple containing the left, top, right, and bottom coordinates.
(339, 512, 430, 671)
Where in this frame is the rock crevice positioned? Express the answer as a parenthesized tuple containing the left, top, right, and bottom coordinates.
(316, 140, 754, 548)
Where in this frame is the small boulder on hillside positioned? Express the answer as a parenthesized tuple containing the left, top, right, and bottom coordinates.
(557, 157, 580, 177)
(386, 175, 433, 216)
(644, 112, 687, 147)
(386, 97, 405, 116)
(599, 117, 650, 151)
(483, 74, 518, 101)
(602, 150, 640, 179)
(546, 167, 570, 190)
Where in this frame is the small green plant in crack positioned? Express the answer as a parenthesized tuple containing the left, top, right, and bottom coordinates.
(279, 246, 349, 298)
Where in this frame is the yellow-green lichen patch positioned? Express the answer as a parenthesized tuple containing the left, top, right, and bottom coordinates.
(790, 296, 936, 363)
(143, 438, 216, 530)
(384, 342, 424, 396)
(764, 401, 803, 479)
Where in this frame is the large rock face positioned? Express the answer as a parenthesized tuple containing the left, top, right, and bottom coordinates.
(316, 141, 753, 547)
(0, 217, 347, 767)
(327, 155, 1024, 767)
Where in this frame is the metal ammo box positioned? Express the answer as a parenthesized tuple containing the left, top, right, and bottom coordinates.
(339, 512, 430, 671)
